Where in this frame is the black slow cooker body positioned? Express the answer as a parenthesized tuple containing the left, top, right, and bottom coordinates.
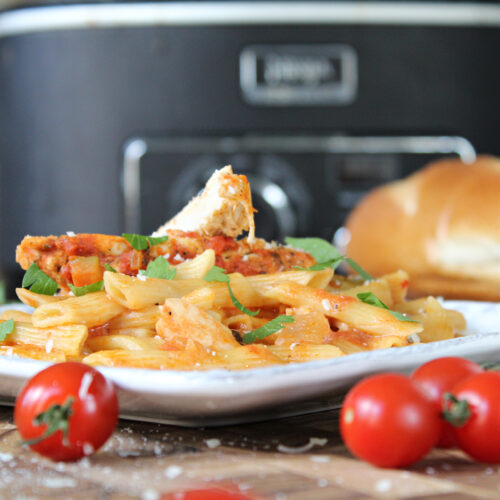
(0, 2, 499, 292)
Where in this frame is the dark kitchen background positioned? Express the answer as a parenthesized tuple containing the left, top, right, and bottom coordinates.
(0, 0, 499, 299)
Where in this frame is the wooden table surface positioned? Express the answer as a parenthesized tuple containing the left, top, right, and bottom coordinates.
(2, 406, 500, 500)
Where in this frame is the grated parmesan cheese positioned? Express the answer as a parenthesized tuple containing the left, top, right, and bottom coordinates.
(41, 477, 77, 488)
(142, 489, 160, 500)
(164, 465, 183, 479)
(0, 452, 13, 462)
(82, 442, 95, 456)
(374, 479, 392, 492)
(45, 338, 54, 354)
(205, 438, 221, 449)
(321, 299, 331, 311)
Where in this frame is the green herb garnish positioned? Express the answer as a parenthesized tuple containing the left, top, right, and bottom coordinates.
(285, 237, 342, 263)
(122, 233, 169, 251)
(203, 265, 229, 283)
(285, 237, 373, 281)
(138, 257, 176, 280)
(242, 315, 295, 344)
(68, 281, 104, 297)
(104, 263, 117, 273)
(356, 292, 418, 323)
(344, 258, 373, 282)
(204, 266, 260, 317)
(296, 257, 344, 272)
(22, 263, 58, 296)
(0, 319, 15, 341)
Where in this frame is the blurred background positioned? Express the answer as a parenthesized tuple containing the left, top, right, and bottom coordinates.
(0, 0, 499, 298)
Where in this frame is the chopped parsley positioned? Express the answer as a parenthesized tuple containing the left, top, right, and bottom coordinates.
(68, 281, 104, 297)
(0, 319, 15, 341)
(357, 292, 418, 323)
(242, 315, 295, 344)
(138, 257, 176, 280)
(285, 236, 373, 281)
(122, 233, 169, 251)
(104, 263, 117, 273)
(22, 264, 58, 296)
(204, 266, 260, 317)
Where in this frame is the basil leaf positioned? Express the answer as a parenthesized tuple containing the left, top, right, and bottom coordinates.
(203, 266, 230, 283)
(286, 237, 373, 280)
(0, 319, 15, 341)
(104, 263, 117, 273)
(243, 315, 295, 344)
(122, 233, 149, 250)
(204, 266, 259, 316)
(295, 257, 344, 272)
(285, 237, 342, 263)
(122, 233, 169, 250)
(356, 292, 418, 323)
(227, 284, 260, 317)
(68, 281, 104, 297)
(145, 236, 169, 246)
(345, 258, 373, 281)
(22, 263, 58, 296)
(138, 257, 176, 280)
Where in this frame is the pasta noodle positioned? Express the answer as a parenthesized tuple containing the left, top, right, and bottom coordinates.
(32, 291, 125, 328)
(0, 262, 466, 369)
(5, 321, 87, 357)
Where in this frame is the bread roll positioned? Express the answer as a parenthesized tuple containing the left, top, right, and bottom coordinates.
(345, 156, 500, 301)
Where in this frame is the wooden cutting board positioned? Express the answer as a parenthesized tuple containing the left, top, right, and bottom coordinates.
(1, 406, 500, 499)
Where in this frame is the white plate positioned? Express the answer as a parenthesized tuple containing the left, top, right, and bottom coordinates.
(1, 300, 500, 427)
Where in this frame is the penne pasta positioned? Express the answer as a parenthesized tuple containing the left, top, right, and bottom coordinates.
(0, 344, 66, 362)
(83, 342, 211, 370)
(223, 314, 267, 335)
(383, 270, 411, 305)
(107, 306, 160, 331)
(86, 335, 164, 352)
(32, 291, 125, 328)
(104, 271, 211, 310)
(156, 298, 240, 351)
(104, 327, 156, 338)
(0, 309, 33, 323)
(248, 268, 334, 294)
(174, 250, 215, 280)
(16, 287, 65, 308)
(332, 279, 394, 308)
(4, 321, 87, 357)
(326, 329, 408, 354)
(394, 297, 460, 343)
(269, 344, 343, 362)
(265, 309, 331, 347)
(265, 282, 423, 338)
(182, 287, 216, 310)
(215, 344, 284, 370)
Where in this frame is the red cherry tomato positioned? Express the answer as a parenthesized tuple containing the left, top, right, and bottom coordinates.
(15, 362, 119, 462)
(340, 373, 441, 468)
(448, 371, 500, 463)
(161, 488, 254, 500)
(412, 357, 483, 447)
